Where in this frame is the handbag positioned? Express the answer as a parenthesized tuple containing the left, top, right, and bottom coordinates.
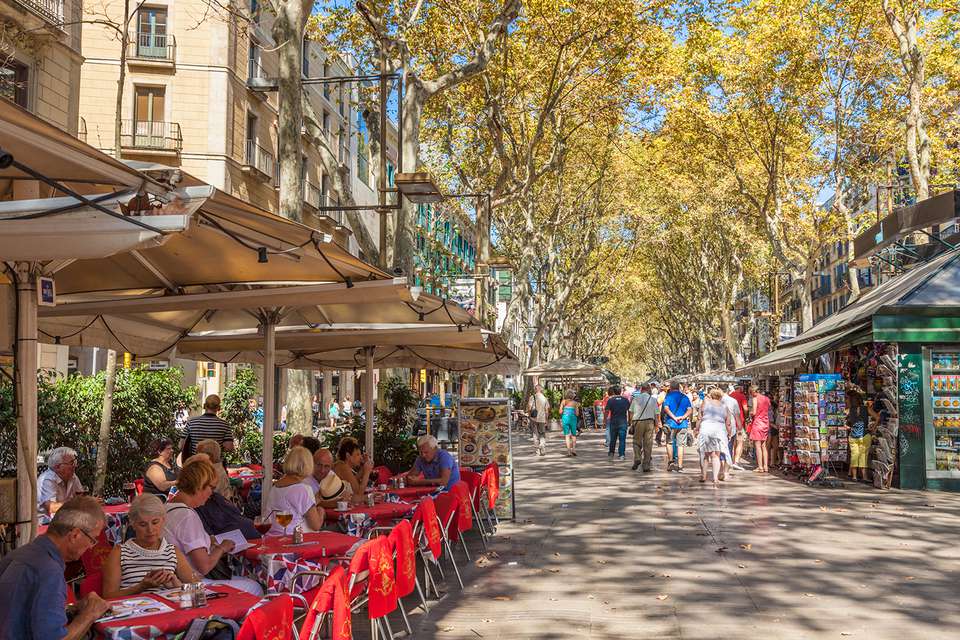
(177, 617, 240, 640)
(530, 408, 538, 419)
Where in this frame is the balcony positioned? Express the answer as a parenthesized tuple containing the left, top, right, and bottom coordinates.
(119, 120, 182, 154)
(243, 140, 275, 181)
(128, 32, 176, 67)
(247, 58, 276, 93)
(9, 0, 64, 27)
(303, 181, 322, 209)
(77, 116, 86, 143)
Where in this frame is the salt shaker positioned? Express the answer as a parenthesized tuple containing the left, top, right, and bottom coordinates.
(398, 476, 405, 489)
(366, 493, 375, 507)
(292, 524, 304, 545)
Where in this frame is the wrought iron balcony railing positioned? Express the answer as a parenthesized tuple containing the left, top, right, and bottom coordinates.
(129, 32, 176, 62)
(120, 120, 182, 151)
(245, 140, 275, 179)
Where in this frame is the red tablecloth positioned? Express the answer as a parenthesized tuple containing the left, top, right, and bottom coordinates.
(241, 531, 361, 562)
(94, 585, 259, 640)
(323, 501, 415, 522)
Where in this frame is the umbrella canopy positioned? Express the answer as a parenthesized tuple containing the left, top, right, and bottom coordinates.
(524, 357, 606, 379)
(174, 326, 519, 375)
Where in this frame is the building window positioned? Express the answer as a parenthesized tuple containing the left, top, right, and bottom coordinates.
(338, 84, 346, 116)
(322, 110, 330, 138)
(322, 61, 331, 99)
(136, 7, 168, 58)
(386, 161, 395, 188)
(250, 0, 259, 23)
(0, 59, 28, 108)
(356, 112, 369, 186)
(245, 112, 258, 163)
(302, 39, 310, 77)
(248, 42, 262, 80)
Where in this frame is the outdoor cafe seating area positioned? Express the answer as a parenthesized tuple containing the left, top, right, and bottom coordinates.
(65, 461, 502, 639)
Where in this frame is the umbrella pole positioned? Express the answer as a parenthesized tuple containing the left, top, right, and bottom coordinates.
(365, 347, 375, 459)
(261, 320, 275, 517)
(14, 265, 38, 543)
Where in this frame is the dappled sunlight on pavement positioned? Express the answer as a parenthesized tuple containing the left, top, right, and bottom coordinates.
(406, 428, 960, 639)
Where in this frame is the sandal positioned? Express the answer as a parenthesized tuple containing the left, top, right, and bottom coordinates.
(699, 477, 706, 483)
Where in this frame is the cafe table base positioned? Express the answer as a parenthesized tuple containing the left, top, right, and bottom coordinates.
(239, 532, 365, 594)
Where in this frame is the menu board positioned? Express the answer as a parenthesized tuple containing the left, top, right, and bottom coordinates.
(458, 397, 514, 519)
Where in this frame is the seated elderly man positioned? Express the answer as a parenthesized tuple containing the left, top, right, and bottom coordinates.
(304, 448, 355, 508)
(0, 496, 110, 639)
(406, 435, 461, 491)
(38, 447, 87, 516)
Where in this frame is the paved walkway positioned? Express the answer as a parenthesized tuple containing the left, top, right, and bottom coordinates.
(407, 428, 960, 639)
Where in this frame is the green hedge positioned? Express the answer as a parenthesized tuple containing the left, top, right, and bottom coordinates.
(0, 367, 196, 498)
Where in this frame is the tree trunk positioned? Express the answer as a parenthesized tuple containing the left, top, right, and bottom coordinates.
(113, 0, 130, 159)
(274, 1, 306, 223)
(801, 257, 815, 332)
(93, 350, 117, 496)
(285, 370, 314, 435)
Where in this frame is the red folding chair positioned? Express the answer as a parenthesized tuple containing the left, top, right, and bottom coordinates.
(479, 465, 500, 533)
(458, 468, 490, 548)
(372, 465, 393, 485)
(300, 567, 352, 640)
(346, 536, 399, 640)
(237, 593, 294, 640)
(77, 529, 112, 597)
(450, 481, 474, 560)
(433, 492, 465, 589)
(133, 478, 144, 496)
(411, 497, 444, 598)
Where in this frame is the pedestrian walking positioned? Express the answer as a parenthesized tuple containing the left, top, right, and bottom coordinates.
(605, 386, 631, 461)
(662, 381, 692, 472)
(720, 388, 743, 478)
(559, 390, 580, 457)
(528, 385, 550, 456)
(728, 382, 749, 470)
(629, 383, 660, 471)
(697, 388, 731, 487)
(748, 384, 771, 473)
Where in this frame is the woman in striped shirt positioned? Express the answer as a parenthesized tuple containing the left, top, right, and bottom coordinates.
(102, 494, 194, 598)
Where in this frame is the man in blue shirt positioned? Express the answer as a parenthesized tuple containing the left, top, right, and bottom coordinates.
(0, 496, 110, 639)
(662, 380, 693, 472)
(605, 386, 632, 461)
(407, 434, 461, 491)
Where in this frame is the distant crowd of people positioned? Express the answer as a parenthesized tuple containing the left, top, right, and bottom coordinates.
(526, 381, 776, 487)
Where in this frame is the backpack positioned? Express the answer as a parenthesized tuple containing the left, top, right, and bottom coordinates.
(177, 616, 240, 640)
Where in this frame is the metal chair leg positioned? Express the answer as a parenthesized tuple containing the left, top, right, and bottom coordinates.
(383, 615, 397, 639)
(398, 597, 413, 635)
(414, 575, 429, 612)
(443, 536, 464, 588)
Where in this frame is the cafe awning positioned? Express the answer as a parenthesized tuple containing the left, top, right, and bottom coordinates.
(524, 357, 605, 379)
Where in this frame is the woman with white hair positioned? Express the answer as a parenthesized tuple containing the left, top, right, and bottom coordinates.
(264, 446, 325, 536)
(102, 494, 194, 598)
(406, 434, 461, 491)
(698, 387, 733, 487)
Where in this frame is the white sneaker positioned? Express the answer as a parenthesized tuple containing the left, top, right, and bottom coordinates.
(731, 463, 745, 471)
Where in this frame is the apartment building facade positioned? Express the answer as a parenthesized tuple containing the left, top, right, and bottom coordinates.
(0, 0, 83, 141)
(77, 0, 370, 245)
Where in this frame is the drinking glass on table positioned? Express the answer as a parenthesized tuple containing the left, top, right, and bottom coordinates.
(253, 516, 271, 537)
(122, 482, 137, 503)
(275, 511, 293, 536)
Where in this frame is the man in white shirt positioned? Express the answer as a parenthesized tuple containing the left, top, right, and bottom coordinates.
(305, 448, 353, 507)
(721, 390, 744, 476)
(528, 385, 550, 456)
(629, 384, 661, 472)
(37, 447, 86, 515)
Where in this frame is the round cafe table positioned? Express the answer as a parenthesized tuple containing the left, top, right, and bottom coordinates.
(240, 531, 363, 594)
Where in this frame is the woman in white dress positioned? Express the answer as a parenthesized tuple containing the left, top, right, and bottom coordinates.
(698, 387, 732, 487)
(265, 446, 325, 535)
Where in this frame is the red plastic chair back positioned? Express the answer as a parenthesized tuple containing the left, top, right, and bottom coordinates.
(64, 579, 77, 605)
(300, 567, 351, 640)
(388, 520, 416, 598)
(480, 466, 499, 509)
(237, 593, 294, 640)
(459, 468, 483, 510)
(372, 466, 393, 485)
(412, 497, 442, 558)
(451, 481, 473, 533)
(133, 478, 144, 496)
